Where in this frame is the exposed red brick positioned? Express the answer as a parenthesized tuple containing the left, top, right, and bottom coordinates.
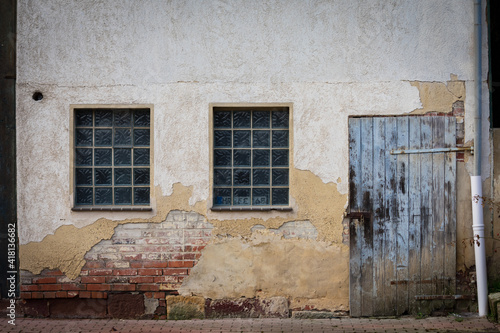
(62, 283, 86, 291)
(21, 284, 39, 292)
(82, 276, 106, 284)
(185, 238, 206, 245)
(113, 269, 138, 276)
(105, 261, 130, 268)
(31, 292, 44, 299)
(56, 291, 68, 298)
(138, 268, 162, 276)
(57, 276, 81, 284)
(143, 246, 168, 252)
(170, 253, 183, 260)
(67, 291, 79, 298)
(168, 261, 194, 268)
(20, 292, 32, 299)
(42, 269, 64, 276)
(130, 261, 143, 268)
(143, 261, 168, 268)
(112, 284, 136, 292)
(91, 292, 108, 299)
(129, 276, 154, 284)
(158, 300, 166, 307)
(87, 284, 111, 291)
(88, 269, 113, 276)
(122, 254, 142, 261)
(154, 276, 178, 283)
(79, 291, 91, 298)
(137, 284, 160, 292)
(183, 253, 196, 260)
(43, 292, 56, 298)
(153, 292, 166, 299)
(83, 261, 105, 269)
(105, 276, 129, 283)
(163, 268, 188, 275)
(33, 277, 57, 284)
(39, 284, 62, 291)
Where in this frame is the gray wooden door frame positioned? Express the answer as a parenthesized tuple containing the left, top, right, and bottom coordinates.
(348, 116, 457, 317)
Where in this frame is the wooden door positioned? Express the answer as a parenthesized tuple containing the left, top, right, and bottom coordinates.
(348, 116, 457, 317)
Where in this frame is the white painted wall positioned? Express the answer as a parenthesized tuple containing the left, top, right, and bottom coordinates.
(17, 0, 484, 243)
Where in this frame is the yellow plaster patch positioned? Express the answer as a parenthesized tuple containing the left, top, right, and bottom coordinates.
(209, 169, 348, 242)
(19, 218, 119, 279)
(179, 232, 350, 310)
(410, 75, 465, 114)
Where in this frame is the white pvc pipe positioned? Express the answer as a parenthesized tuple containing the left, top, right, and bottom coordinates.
(471, 175, 488, 316)
(472, 0, 487, 317)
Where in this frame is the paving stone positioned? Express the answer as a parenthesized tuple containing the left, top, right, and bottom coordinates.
(292, 310, 337, 319)
(2, 314, 500, 332)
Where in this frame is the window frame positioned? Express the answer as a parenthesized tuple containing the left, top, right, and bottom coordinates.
(70, 105, 154, 211)
(210, 104, 293, 212)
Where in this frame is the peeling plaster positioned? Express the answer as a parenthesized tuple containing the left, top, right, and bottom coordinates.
(20, 183, 206, 279)
(208, 169, 347, 242)
(20, 169, 347, 279)
(410, 75, 465, 114)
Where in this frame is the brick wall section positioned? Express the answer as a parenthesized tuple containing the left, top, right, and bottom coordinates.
(19, 211, 212, 318)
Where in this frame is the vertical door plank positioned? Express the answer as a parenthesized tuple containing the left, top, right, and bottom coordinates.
(360, 118, 374, 316)
(349, 118, 363, 212)
(384, 117, 398, 315)
(348, 118, 362, 317)
(432, 117, 446, 310)
(372, 117, 386, 316)
(419, 117, 434, 311)
(408, 117, 422, 314)
(350, 217, 363, 317)
(396, 117, 410, 315)
(444, 117, 457, 306)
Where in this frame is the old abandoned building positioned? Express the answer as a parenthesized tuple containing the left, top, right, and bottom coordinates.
(1, 0, 499, 319)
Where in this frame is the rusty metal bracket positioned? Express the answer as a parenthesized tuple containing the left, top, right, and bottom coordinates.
(415, 295, 476, 300)
(390, 146, 473, 155)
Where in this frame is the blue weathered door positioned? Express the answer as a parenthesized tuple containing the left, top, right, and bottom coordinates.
(348, 116, 457, 317)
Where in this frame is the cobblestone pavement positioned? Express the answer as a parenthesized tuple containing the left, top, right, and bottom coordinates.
(1, 315, 500, 333)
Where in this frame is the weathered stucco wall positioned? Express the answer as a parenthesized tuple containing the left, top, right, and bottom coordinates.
(16, 0, 491, 312)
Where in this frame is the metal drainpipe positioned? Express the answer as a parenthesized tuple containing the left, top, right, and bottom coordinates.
(471, 0, 488, 317)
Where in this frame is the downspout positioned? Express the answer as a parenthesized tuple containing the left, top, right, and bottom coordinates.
(471, 0, 488, 317)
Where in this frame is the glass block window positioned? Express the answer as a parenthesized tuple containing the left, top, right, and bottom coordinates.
(74, 108, 151, 206)
(213, 107, 289, 207)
